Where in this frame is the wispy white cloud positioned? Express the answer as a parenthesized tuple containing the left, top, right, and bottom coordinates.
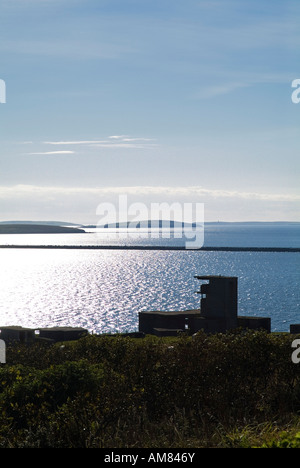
(194, 72, 294, 99)
(1, 185, 299, 223)
(44, 140, 109, 145)
(25, 151, 75, 155)
(90, 142, 158, 149)
(0, 40, 136, 60)
(108, 135, 129, 140)
(195, 82, 250, 99)
(20, 135, 158, 158)
(0, 184, 299, 202)
(122, 138, 154, 142)
(37, 136, 158, 151)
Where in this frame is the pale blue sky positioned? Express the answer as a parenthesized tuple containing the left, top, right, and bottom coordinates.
(0, 0, 299, 222)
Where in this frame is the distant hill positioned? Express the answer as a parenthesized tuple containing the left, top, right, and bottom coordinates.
(0, 224, 85, 234)
(84, 220, 202, 229)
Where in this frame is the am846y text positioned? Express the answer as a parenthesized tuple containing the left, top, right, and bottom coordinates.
(104, 452, 196, 465)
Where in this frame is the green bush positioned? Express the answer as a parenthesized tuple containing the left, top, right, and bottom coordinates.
(259, 432, 300, 448)
(1, 330, 300, 447)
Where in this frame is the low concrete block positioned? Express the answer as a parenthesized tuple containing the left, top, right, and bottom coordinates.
(237, 316, 271, 333)
(38, 327, 88, 342)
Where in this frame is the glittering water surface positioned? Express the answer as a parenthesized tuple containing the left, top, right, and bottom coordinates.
(0, 222, 300, 248)
(0, 247, 299, 333)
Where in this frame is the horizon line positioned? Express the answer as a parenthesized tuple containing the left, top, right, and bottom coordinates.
(0, 219, 299, 226)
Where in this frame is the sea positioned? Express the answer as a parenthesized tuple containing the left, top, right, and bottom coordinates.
(0, 222, 299, 333)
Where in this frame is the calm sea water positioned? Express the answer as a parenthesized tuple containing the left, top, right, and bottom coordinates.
(0, 222, 299, 248)
(0, 223, 299, 333)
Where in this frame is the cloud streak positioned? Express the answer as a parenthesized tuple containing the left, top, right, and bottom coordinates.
(26, 151, 75, 155)
(23, 136, 159, 154)
(0, 39, 136, 61)
(1, 185, 298, 223)
(0, 184, 299, 202)
(194, 72, 295, 99)
(43, 140, 108, 145)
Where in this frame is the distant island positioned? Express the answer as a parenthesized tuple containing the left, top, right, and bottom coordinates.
(83, 220, 203, 229)
(0, 224, 85, 234)
(83, 220, 300, 229)
(0, 220, 299, 235)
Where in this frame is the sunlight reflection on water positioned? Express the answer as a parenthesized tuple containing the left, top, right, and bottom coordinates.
(0, 248, 299, 333)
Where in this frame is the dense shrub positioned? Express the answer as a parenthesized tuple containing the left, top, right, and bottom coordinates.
(1, 330, 300, 447)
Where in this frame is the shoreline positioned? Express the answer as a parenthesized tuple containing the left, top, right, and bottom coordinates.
(0, 245, 299, 252)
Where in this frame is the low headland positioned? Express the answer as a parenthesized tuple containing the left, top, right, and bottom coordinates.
(0, 221, 299, 252)
(0, 224, 85, 234)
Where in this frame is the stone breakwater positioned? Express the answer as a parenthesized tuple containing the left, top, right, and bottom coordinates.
(0, 245, 299, 252)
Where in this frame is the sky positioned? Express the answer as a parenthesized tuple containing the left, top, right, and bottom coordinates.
(0, 0, 299, 224)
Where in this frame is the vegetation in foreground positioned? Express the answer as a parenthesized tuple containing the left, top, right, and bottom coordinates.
(1, 330, 300, 448)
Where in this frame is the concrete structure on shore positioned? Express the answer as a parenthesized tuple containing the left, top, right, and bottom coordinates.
(290, 324, 300, 334)
(0, 326, 36, 344)
(38, 327, 88, 343)
(195, 275, 238, 333)
(139, 275, 272, 336)
(1, 275, 298, 342)
(0, 326, 88, 344)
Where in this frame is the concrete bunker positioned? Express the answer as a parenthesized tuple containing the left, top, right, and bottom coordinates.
(0, 326, 88, 344)
(139, 275, 271, 336)
(38, 327, 88, 343)
(0, 326, 36, 344)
